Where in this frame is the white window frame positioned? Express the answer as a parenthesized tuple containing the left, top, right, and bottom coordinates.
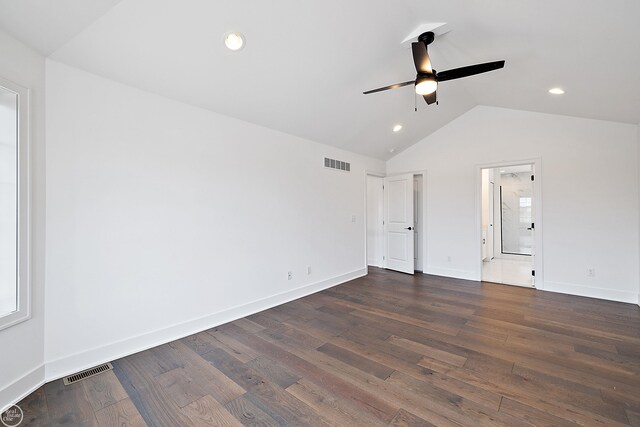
(0, 76, 30, 331)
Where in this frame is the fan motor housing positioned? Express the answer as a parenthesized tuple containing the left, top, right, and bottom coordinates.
(418, 32, 435, 45)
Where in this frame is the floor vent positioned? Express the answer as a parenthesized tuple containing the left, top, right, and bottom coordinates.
(324, 157, 350, 172)
(63, 363, 113, 386)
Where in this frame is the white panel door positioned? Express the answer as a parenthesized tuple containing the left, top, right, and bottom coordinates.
(384, 174, 414, 274)
(366, 175, 384, 267)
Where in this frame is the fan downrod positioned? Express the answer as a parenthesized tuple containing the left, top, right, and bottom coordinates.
(418, 32, 435, 45)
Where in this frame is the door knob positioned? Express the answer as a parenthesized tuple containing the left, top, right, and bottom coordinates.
(405, 226, 413, 230)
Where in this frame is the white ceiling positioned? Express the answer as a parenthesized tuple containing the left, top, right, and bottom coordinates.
(1, 0, 639, 160)
(0, 0, 122, 55)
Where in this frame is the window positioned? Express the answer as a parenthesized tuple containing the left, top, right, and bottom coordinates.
(519, 197, 532, 224)
(0, 77, 30, 330)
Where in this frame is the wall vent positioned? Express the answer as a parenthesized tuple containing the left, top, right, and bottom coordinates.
(324, 157, 350, 172)
(63, 363, 113, 386)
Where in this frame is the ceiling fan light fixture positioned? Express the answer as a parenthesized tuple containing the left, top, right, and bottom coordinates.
(415, 76, 437, 95)
(363, 32, 504, 108)
(224, 32, 245, 51)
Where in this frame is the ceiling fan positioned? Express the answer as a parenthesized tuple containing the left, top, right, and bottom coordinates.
(363, 31, 505, 106)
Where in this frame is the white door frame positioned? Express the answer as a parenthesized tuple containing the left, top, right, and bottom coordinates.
(384, 173, 416, 274)
(475, 158, 543, 289)
(377, 171, 427, 273)
(364, 170, 427, 274)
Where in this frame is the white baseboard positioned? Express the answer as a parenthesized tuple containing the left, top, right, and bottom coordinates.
(45, 268, 366, 382)
(425, 266, 478, 281)
(544, 281, 639, 304)
(421, 268, 638, 306)
(0, 364, 45, 414)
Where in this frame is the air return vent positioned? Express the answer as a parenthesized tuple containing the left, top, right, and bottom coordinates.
(63, 363, 113, 386)
(324, 157, 350, 172)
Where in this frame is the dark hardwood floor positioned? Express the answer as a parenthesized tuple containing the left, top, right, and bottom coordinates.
(11, 268, 640, 426)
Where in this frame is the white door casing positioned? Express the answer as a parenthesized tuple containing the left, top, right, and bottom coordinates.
(384, 174, 415, 274)
(478, 162, 539, 289)
(530, 168, 536, 286)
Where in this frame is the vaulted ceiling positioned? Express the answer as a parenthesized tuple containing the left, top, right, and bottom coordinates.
(1, 0, 638, 160)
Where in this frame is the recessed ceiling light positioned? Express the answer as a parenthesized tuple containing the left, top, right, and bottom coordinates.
(393, 124, 403, 132)
(389, 148, 396, 153)
(224, 32, 245, 51)
(548, 87, 565, 95)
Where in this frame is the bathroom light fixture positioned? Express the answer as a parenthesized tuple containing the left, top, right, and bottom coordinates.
(393, 124, 403, 132)
(548, 87, 565, 95)
(224, 32, 245, 51)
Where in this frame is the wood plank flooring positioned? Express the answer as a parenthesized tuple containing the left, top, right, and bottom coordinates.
(11, 268, 640, 426)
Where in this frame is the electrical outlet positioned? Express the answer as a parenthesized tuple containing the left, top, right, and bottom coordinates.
(351, 215, 356, 223)
(287, 271, 292, 280)
(447, 256, 452, 262)
(587, 268, 595, 277)
(307, 266, 311, 275)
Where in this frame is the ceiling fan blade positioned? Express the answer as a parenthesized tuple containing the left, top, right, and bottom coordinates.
(363, 80, 415, 95)
(423, 91, 437, 105)
(412, 42, 432, 74)
(437, 60, 505, 82)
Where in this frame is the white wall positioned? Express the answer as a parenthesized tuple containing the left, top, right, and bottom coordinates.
(0, 30, 46, 412)
(388, 105, 639, 304)
(44, 60, 385, 379)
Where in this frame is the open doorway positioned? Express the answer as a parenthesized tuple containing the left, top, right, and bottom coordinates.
(366, 173, 425, 274)
(366, 174, 384, 268)
(480, 164, 535, 287)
